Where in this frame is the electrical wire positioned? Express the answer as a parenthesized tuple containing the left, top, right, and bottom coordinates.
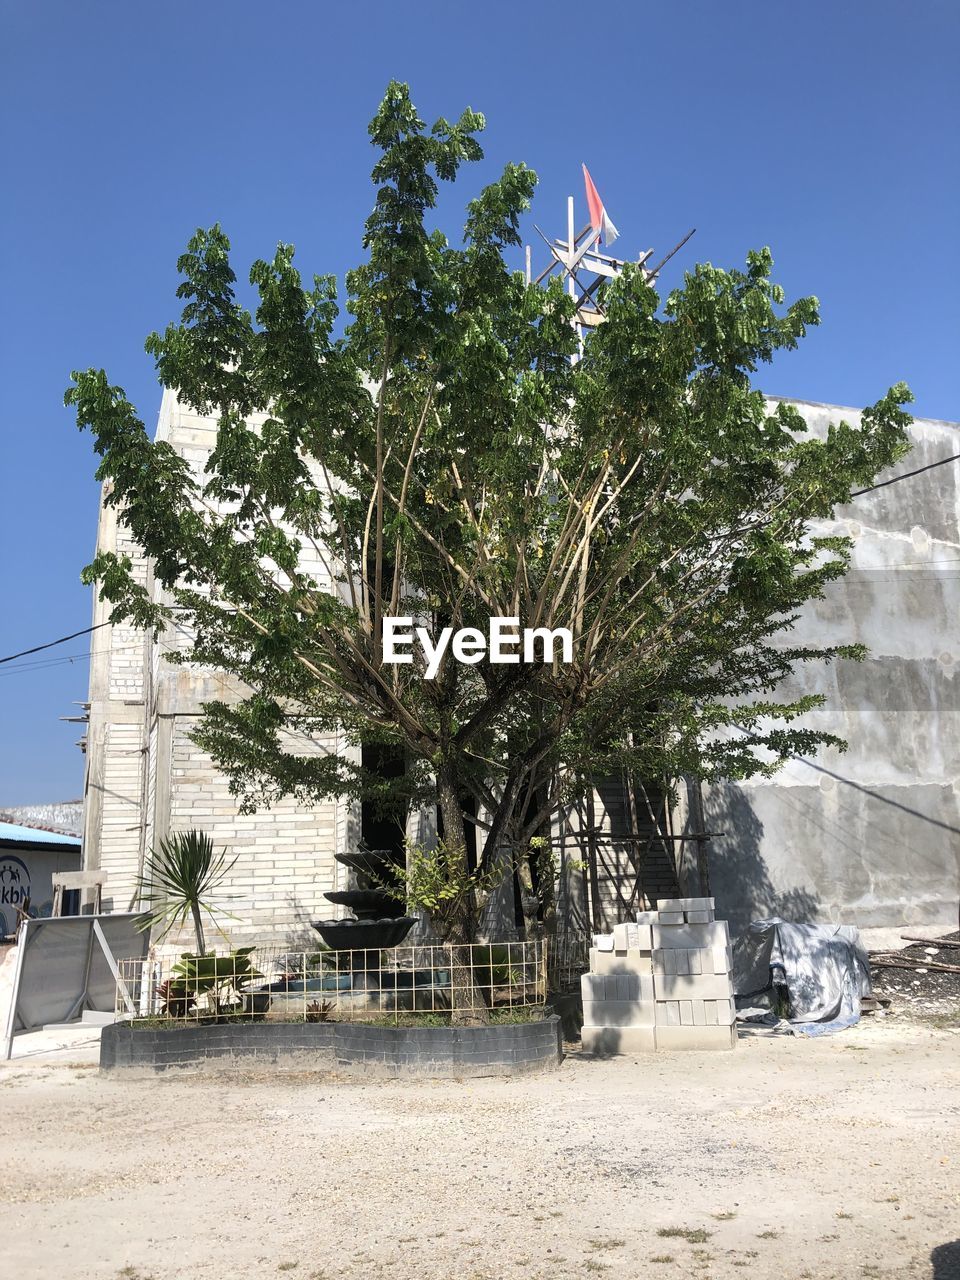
(2, 449, 956, 670)
(0, 621, 110, 665)
(850, 451, 960, 497)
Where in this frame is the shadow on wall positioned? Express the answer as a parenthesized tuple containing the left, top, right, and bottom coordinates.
(703, 785, 818, 936)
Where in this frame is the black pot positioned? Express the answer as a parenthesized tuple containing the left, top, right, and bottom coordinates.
(324, 890, 401, 920)
(334, 848, 395, 880)
(311, 916, 417, 952)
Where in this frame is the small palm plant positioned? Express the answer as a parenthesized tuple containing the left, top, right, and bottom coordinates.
(137, 829, 236, 955)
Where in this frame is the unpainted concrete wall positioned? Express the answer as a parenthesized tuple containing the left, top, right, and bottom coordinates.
(706, 400, 960, 930)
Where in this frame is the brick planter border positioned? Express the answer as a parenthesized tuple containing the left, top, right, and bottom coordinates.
(100, 1014, 562, 1079)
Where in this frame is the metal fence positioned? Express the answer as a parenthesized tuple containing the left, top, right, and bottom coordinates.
(116, 940, 547, 1024)
(550, 931, 591, 990)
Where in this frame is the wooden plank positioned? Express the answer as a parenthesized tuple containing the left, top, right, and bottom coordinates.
(576, 256, 620, 279)
(52, 871, 105, 890)
(871, 956, 960, 975)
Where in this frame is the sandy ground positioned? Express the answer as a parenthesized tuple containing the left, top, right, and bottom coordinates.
(1, 1018, 958, 1280)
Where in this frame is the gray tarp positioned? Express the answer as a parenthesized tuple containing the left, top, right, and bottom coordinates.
(732, 919, 872, 1034)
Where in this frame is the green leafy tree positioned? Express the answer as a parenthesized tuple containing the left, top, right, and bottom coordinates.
(68, 82, 912, 957)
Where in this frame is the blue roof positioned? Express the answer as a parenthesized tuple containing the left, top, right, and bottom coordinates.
(0, 821, 81, 847)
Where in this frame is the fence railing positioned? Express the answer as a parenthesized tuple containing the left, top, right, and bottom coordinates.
(116, 940, 548, 1024)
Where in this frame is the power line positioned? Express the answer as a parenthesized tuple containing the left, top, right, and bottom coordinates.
(2, 448, 956, 671)
(0, 621, 110, 666)
(850, 451, 960, 498)
(0, 650, 93, 675)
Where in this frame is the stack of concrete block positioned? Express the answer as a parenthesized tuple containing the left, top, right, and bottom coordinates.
(581, 919, 657, 1054)
(580, 898, 737, 1054)
(651, 897, 736, 1050)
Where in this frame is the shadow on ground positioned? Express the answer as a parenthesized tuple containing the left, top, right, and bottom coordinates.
(931, 1239, 960, 1279)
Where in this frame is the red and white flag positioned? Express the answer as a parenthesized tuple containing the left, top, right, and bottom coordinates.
(582, 164, 619, 247)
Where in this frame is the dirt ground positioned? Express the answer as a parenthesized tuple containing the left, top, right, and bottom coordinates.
(2, 1017, 959, 1280)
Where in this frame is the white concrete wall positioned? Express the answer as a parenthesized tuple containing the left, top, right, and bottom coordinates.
(705, 401, 960, 929)
(83, 390, 345, 948)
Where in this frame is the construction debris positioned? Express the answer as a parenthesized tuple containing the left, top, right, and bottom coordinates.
(868, 931, 960, 1018)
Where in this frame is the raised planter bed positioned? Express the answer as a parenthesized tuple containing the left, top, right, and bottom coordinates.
(100, 1013, 562, 1079)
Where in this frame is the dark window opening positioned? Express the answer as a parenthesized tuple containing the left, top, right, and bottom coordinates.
(361, 742, 406, 867)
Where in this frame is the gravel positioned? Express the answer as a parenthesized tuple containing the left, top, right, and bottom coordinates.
(1, 1018, 958, 1280)
(869, 930, 960, 1022)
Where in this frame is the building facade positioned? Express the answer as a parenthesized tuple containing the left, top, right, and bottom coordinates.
(705, 401, 959, 931)
(80, 392, 960, 944)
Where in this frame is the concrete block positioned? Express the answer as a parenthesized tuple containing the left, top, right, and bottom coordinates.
(582, 1025, 656, 1055)
(620, 973, 655, 1002)
(659, 911, 685, 925)
(687, 949, 702, 975)
(692, 1000, 706, 1026)
(657, 897, 715, 912)
(652, 920, 729, 951)
(581, 999, 654, 1028)
(610, 921, 653, 952)
(655, 1024, 737, 1051)
(590, 948, 652, 976)
(630, 923, 653, 951)
(709, 943, 732, 974)
(716, 998, 737, 1027)
(594, 932, 615, 952)
(581, 973, 615, 1001)
(81, 1010, 116, 1026)
(653, 972, 734, 1002)
(655, 1000, 681, 1027)
(703, 1001, 718, 1026)
(652, 949, 667, 974)
(614, 973, 640, 1000)
(635, 911, 658, 924)
(679, 1000, 694, 1025)
(673, 949, 688, 975)
(685, 910, 714, 924)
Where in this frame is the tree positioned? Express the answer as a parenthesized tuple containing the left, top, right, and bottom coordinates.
(68, 81, 912, 952)
(137, 829, 237, 956)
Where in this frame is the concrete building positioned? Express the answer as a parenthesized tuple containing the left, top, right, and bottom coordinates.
(704, 401, 959, 931)
(81, 391, 341, 948)
(80, 392, 960, 944)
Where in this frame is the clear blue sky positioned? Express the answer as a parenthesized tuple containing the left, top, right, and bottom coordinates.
(1, 1, 957, 804)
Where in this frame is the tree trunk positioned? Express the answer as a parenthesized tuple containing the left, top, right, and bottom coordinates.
(436, 762, 489, 1026)
(538, 846, 558, 969)
(191, 901, 207, 956)
(515, 839, 540, 941)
